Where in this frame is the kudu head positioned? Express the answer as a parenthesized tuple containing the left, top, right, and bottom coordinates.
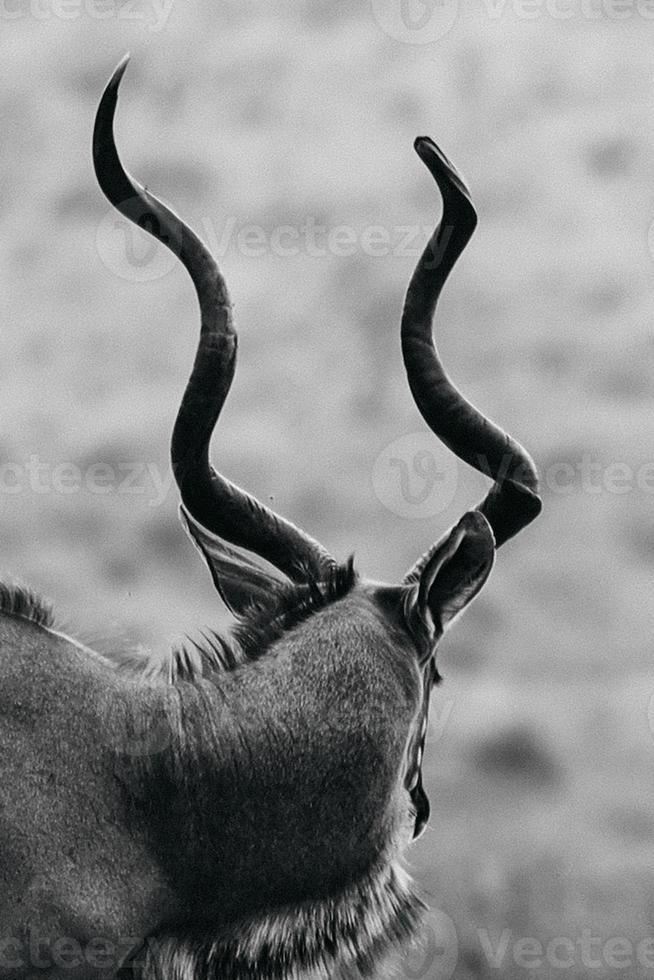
(93, 57, 541, 841)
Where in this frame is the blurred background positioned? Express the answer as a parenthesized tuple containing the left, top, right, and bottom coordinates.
(1, 3, 654, 976)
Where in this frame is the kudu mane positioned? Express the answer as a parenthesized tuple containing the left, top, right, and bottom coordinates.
(0, 582, 56, 631)
(0, 561, 357, 699)
(95, 556, 357, 686)
(172, 557, 357, 682)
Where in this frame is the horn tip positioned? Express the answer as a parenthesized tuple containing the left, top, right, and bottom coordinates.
(413, 135, 475, 216)
(413, 135, 446, 166)
(107, 53, 131, 94)
(94, 55, 130, 168)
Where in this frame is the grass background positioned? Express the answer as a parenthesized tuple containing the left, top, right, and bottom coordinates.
(2, 3, 654, 977)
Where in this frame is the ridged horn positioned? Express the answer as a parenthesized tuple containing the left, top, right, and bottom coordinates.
(93, 57, 335, 583)
(402, 137, 541, 581)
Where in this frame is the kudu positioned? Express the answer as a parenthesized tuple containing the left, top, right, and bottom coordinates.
(0, 57, 541, 980)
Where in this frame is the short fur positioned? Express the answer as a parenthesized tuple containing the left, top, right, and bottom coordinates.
(118, 569, 427, 980)
(0, 569, 427, 980)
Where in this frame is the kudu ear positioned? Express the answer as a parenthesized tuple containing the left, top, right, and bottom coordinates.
(407, 511, 495, 641)
(179, 506, 289, 616)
